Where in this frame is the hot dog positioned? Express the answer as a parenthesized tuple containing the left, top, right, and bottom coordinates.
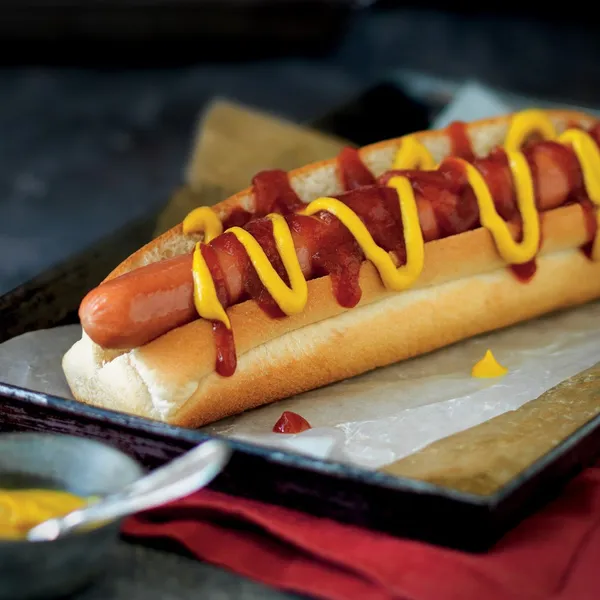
(79, 138, 583, 352)
(62, 110, 600, 427)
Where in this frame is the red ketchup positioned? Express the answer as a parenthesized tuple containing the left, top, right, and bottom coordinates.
(579, 197, 598, 260)
(223, 206, 253, 229)
(273, 411, 312, 434)
(337, 147, 376, 190)
(222, 169, 304, 230)
(200, 244, 237, 376)
(509, 261, 537, 283)
(252, 169, 304, 215)
(446, 121, 475, 161)
(212, 322, 236, 377)
(507, 213, 543, 284)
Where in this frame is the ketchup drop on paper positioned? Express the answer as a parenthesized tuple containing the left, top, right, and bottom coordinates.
(272, 411, 312, 434)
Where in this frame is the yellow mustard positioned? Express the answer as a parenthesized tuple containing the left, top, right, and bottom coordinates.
(183, 207, 223, 242)
(472, 349, 508, 378)
(393, 136, 437, 170)
(189, 109, 600, 331)
(192, 242, 230, 329)
(503, 109, 558, 152)
(225, 214, 308, 317)
(0, 489, 88, 540)
(457, 151, 540, 264)
(303, 179, 424, 291)
(557, 129, 600, 261)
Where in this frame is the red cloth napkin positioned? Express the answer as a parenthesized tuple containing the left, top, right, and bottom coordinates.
(122, 461, 600, 600)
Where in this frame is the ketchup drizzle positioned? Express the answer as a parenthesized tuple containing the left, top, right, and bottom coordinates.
(310, 185, 409, 308)
(308, 211, 362, 307)
(215, 225, 287, 320)
(471, 149, 517, 221)
(252, 170, 304, 216)
(337, 147, 376, 190)
(507, 204, 545, 282)
(212, 323, 237, 377)
(223, 207, 253, 229)
(446, 121, 475, 161)
(509, 261, 536, 283)
(434, 159, 482, 237)
(201, 244, 230, 307)
(200, 244, 237, 376)
(221, 170, 304, 230)
(578, 197, 598, 260)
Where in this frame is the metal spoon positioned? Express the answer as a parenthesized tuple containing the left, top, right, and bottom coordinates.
(26, 439, 232, 542)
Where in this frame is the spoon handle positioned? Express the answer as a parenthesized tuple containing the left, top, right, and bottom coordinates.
(28, 439, 231, 541)
(112, 438, 231, 502)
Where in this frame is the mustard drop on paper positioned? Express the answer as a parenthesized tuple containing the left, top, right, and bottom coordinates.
(471, 349, 508, 378)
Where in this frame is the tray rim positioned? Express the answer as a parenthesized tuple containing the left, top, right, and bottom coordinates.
(3, 378, 599, 512)
(0, 381, 489, 505)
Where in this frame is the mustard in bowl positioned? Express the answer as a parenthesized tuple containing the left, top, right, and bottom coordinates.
(0, 433, 144, 600)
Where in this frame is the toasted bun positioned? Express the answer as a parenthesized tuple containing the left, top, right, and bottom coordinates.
(62, 110, 600, 426)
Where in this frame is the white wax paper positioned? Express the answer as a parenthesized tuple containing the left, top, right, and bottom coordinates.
(203, 302, 600, 468)
(1, 84, 598, 471)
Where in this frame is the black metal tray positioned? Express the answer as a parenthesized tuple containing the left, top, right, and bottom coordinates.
(1, 81, 599, 553)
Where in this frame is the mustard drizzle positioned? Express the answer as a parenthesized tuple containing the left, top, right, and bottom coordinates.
(189, 110, 600, 333)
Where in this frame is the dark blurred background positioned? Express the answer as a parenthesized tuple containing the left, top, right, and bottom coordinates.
(0, 0, 599, 294)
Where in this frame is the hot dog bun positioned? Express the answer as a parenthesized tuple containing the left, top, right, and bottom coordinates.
(62, 110, 600, 426)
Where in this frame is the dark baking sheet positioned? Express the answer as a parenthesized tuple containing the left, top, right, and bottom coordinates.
(1, 81, 600, 552)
